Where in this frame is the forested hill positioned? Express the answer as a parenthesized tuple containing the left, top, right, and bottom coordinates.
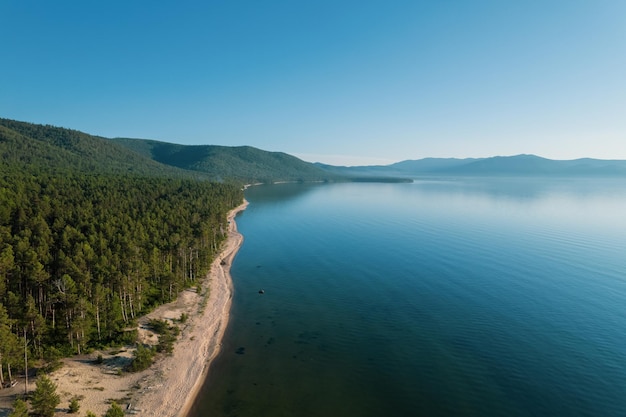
(0, 118, 195, 178)
(0, 118, 244, 377)
(113, 138, 337, 183)
(0, 118, 338, 183)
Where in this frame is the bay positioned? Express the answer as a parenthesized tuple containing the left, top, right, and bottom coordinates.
(188, 178, 626, 417)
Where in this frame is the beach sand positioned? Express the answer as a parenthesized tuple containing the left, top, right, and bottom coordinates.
(0, 199, 248, 417)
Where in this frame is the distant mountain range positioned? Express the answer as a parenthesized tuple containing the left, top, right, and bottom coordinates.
(317, 154, 626, 178)
(2, 117, 625, 181)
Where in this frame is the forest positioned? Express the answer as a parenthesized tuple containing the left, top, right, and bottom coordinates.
(0, 119, 245, 387)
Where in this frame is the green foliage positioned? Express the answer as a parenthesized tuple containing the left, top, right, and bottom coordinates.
(0, 117, 342, 183)
(0, 302, 21, 380)
(147, 319, 179, 355)
(128, 344, 155, 372)
(156, 330, 178, 355)
(0, 118, 198, 179)
(0, 118, 249, 380)
(31, 375, 61, 417)
(113, 138, 340, 183)
(147, 319, 170, 334)
(41, 358, 63, 374)
(85, 412, 97, 417)
(68, 398, 80, 413)
(8, 399, 29, 417)
(104, 402, 125, 417)
(0, 168, 242, 357)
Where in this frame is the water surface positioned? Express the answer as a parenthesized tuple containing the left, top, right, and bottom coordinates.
(189, 178, 626, 417)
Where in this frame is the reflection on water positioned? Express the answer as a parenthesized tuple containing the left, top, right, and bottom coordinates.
(189, 179, 626, 417)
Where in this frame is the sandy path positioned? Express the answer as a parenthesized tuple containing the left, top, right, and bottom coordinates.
(0, 199, 248, 417)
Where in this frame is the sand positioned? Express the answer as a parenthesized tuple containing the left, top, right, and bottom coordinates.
(0, 199, 248, 417)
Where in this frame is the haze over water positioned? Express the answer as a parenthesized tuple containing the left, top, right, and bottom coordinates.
(189, 178, 626, 417)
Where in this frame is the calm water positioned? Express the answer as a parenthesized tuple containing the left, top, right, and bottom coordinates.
(189, 178, 626, 417)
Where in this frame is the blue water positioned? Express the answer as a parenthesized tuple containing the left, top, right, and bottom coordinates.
(189, 178, 626, 417)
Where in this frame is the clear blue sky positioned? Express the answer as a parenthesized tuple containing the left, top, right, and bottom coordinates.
(1, 1, 625, 165)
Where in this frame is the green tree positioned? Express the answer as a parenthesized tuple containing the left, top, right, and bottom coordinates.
(8, 398, 29, 417)
(128, 344, 155, 372)
(68, 398, 80, 413)
(0, 303, 20, 388)
(104, 401, 124, 417)
(30, 375, 60, 417)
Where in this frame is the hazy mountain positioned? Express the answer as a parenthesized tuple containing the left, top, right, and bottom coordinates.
(317, 154, 626, 178)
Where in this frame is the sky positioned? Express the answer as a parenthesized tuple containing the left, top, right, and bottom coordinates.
(1, 1, 625, 166)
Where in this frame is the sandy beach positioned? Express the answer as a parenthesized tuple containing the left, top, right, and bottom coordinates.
(0, 199, 248, 417)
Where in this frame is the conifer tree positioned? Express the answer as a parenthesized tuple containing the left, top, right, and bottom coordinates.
(0, 303, 19, 388)
(68, 397, 80, 413)
(30, 375, 60, 417)
(104, 401, 124, 417)
(8, 398, 29, 417)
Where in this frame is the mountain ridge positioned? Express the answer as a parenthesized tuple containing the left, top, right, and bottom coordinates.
(2, 117, 625, 180)
(112, 137, 337, 183)
(0, 118, 339, 183)
(317, 154, 626, 178)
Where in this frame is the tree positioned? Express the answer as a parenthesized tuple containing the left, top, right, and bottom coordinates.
(68, 398, 80, 413)
(104, 401, 124, 417)
(30, 375, 60, 417)
(8, 398, 29, 417)
(128, 344, 154, 372)
(0, 303, 20, 389)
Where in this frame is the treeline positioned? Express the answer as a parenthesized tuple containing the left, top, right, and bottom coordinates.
(0, 168, 243, 384)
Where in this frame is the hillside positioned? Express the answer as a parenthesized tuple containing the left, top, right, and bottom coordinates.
(113, 138, 338, 183)
(0, 118, 341, 183)
(0, 117, 246, 381)
(0, 118, 194, 178)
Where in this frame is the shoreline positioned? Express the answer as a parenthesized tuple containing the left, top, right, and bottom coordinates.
(137, 198, 250, 417)
(0, 199, 248, 417)
(173, 198, 249, 417)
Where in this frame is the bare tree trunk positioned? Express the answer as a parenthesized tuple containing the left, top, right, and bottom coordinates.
(96, 305, 101, 340)
(0, 354, 4, 389)
(24, 328, 28, 395)
(119, 292, 127, 323)
(128, 293, 135, 319)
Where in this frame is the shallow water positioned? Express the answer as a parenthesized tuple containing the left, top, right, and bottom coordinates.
(188, 178, 626, 417)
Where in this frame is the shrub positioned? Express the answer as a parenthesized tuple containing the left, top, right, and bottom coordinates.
(127, 344, 155, 372)
(104, 402, 124, 417)
(68, 398, 80, 413)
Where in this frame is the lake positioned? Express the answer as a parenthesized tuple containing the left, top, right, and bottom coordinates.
(188, 178, 626, 417)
